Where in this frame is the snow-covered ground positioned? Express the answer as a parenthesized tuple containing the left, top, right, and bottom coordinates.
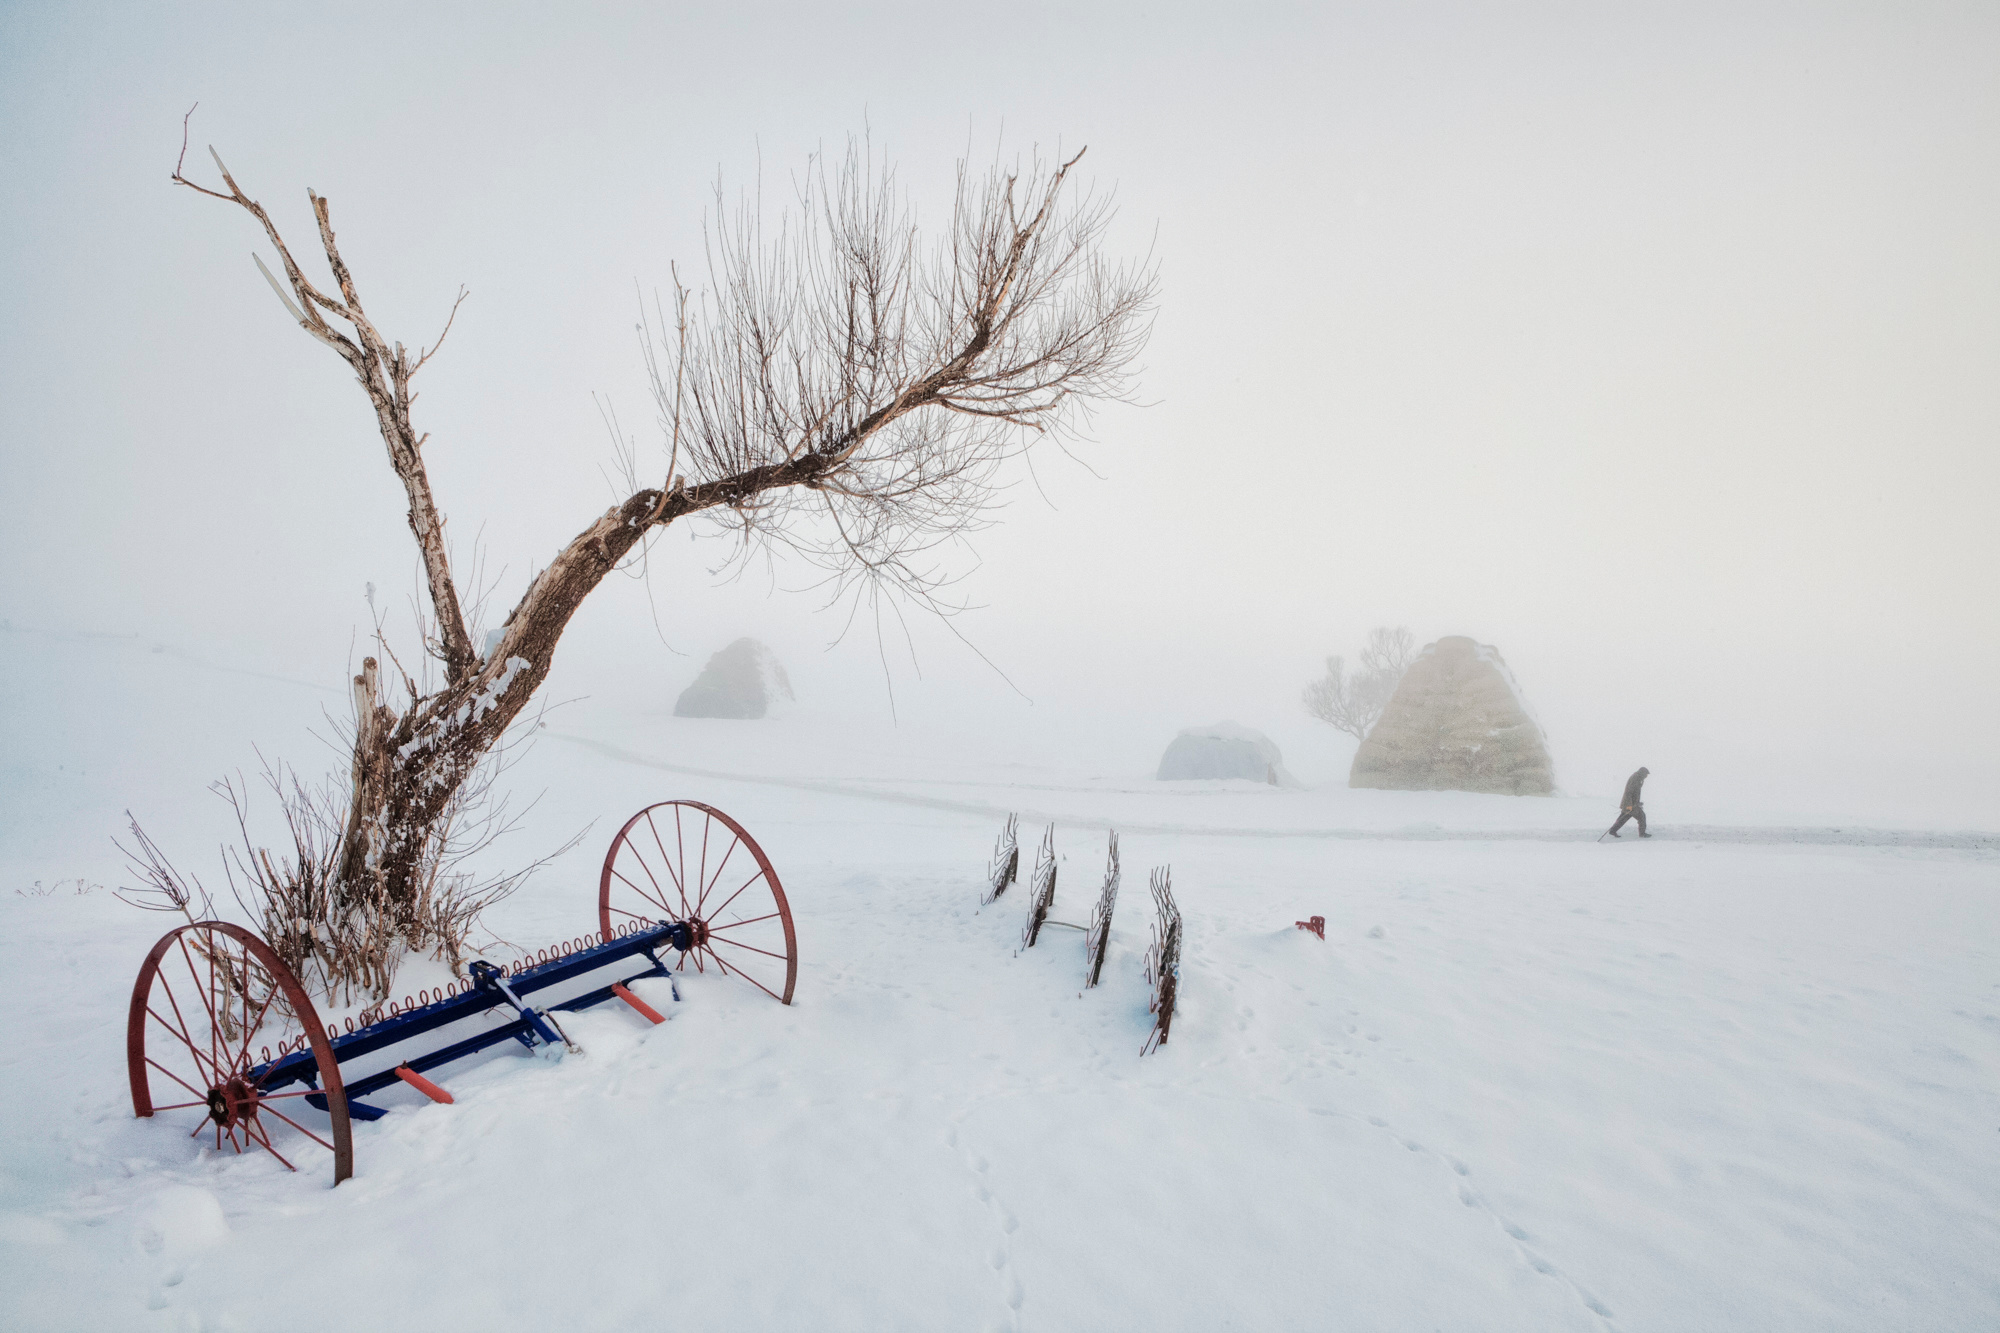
(2, 625, 1996, 1331)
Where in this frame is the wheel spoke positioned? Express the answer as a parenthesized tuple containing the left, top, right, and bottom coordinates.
(706, 907, 781, 934)
(261, 1103, 337, 1154)
(705, 935, 790, 962)
(695, 835, 742, 917)
(672, 807, 691, 908)
(703, 871, 770, 924)
(150, 1099, 211, 1112)
(695, 816, 712, 921)
(703, 948, 785, 1003)
(148, 1003, 219, 1087)
(645, 810, 691, 913)
(174, 935, 225, 1088)
(228, 974, 282, 1079)
(156, 969, 222, 1087)
(238, 947, 252, 1071)
(145, 1056, 208, 1102)
(245, 1117, 298, 1172)
(609, 864, 674, 918)
(621, 824, 668, 902)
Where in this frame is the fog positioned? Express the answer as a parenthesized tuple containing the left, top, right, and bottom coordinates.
(4, 2, 1996, 827)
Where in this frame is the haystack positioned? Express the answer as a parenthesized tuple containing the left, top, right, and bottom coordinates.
(673, 638, 794, 719)
(1157, 721, 1295, 785)
(1349, 636, 1553, 794)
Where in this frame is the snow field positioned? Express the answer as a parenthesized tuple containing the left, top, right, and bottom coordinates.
(1, 631, 1996, 1330)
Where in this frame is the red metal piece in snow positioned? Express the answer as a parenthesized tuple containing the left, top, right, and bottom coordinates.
(394, 1065, 455, 1104)
(1296, 915, 1326, 940)
(612, 982, 666, 1025)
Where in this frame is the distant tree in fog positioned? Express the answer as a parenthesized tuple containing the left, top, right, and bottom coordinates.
(1303, 626, 1418, 740)
(140, 117, 1157, 1003)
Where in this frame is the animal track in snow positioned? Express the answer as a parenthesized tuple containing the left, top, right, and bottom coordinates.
(950, 1122, 1024, 1329)
(1326, 1106, 1617, 1330)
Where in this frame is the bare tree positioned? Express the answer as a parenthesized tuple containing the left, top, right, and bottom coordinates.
(1303, 626, 1418, 741)
(165, 121, 1156, 1000)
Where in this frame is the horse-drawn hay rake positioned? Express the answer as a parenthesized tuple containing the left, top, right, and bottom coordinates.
(125, 801, 797, 1185)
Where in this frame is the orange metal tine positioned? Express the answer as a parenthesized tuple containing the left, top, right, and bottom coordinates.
(612, 982, 667, 1025)
(394, 1065, 455, 1105)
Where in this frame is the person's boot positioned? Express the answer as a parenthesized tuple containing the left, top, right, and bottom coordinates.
(1607, 828, 1621, 838)
(1638, 831, 1652, 838)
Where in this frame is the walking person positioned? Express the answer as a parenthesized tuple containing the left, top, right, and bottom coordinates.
(1607, 766, 1650, 838)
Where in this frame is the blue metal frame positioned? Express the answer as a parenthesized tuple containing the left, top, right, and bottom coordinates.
(251, 921, 692, 1121)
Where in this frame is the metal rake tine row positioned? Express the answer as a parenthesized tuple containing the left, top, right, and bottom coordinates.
(1084, 830, 1121, 989)
(983, 812, 1021, 905)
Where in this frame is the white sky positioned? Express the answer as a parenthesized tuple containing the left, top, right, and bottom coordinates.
(2, 2, 1996, 820)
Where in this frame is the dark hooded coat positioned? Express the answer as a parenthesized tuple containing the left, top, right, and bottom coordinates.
(1620, 767, 1649, 810)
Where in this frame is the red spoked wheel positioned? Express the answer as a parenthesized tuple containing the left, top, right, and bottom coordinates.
(126, 920, 353, 1184)
(599, 801, 798, 1005)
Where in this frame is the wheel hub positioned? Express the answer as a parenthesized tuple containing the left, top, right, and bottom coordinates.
(206, 1075, 260, 1130)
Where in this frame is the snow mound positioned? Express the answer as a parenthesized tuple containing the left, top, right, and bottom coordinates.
(1156, 721, 1296, 785)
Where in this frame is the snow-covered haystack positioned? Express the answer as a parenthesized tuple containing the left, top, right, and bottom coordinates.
(1156, 721, 1294, 785)
(1349, 635, 1553, 794)
(672, 638, 795, 719)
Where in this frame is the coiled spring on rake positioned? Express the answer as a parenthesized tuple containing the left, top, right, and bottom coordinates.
(260, 921, 660, 1054)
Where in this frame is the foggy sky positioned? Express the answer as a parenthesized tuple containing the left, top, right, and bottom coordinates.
(3, 2, 1996, 823)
